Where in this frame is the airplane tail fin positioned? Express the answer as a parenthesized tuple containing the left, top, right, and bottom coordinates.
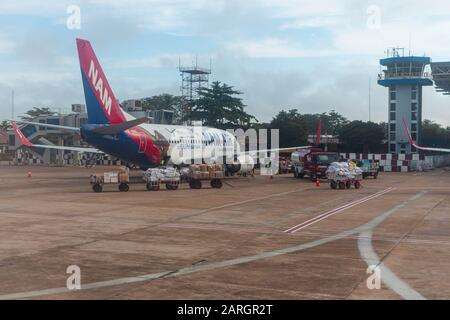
(316, 119, 321, 145)
(11, 122, 33, 147)
(402, 119, 416, 146)
(76, 38, 127, 125)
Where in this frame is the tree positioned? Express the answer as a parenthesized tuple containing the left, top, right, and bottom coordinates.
(141, 94, 182, 112)
(185, 81, 257, 129)
(297, 110, 349, 136)
(338, 121, 385, 153)
(0, 120, 11, 130)
(270, 109, 308, 148)
(326, 110, 349, 136)
(20, 107, 55, 121)
(421, 119, 450, 147)
(141, 94, 186, 124)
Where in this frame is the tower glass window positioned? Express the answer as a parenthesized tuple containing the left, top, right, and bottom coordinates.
(390, 103, 396, 111)
(390, 90, 396, 101)
(411, 112, 417, 121)
(411, 85, 418, 100)
(411, 102, 417, 111)
(390, 123, 396, 132)
(390, 112, 396, 121)
(411, 123, 417, 132)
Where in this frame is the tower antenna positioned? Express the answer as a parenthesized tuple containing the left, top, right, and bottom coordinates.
(369, 78, 372, 122)
(11, 89, 14, 120)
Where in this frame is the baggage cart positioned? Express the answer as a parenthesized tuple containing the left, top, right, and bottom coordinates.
(90, 167, 130, 193)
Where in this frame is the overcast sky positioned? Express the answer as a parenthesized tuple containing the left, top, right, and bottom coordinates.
(1, 0, 450, 125)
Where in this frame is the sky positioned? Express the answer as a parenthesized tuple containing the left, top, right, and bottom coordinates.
(1, 0, 450, 125)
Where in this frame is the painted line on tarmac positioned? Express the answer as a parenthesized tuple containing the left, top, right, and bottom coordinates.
(0, 191, 427, 300)
(357, 191, 428, 300)
(284, 188, 395, 234)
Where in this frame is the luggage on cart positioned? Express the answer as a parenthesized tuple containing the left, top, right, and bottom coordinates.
(183, 164, 225, 189)
(326, 162, 363, 190)
(143, 167, 181, 191)
(90, 167, 130, 193)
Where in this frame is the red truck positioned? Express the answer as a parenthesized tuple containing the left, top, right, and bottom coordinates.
(291, 148, 340, 182)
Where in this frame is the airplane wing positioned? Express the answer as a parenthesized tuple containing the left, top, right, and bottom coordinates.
(11, 122, 102, 154)
(403, 119, 450, 153)
(13, 117, 148, 136)
(10, 120, 80, 132)
(240, 146, 312, 157)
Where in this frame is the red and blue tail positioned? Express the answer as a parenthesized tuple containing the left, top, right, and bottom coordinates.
(76, 38, 126, 125)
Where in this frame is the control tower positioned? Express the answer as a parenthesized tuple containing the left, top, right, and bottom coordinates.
(378, 48, 432, 154)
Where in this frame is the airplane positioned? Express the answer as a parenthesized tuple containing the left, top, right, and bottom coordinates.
(403, 119, 450, 153)
(12, 38, 309, 173)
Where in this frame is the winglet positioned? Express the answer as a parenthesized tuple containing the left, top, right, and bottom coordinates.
(402, 119, 416, 146)
(11, 122, 33, 147)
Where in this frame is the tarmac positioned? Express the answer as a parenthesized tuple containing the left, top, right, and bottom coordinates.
(0, 165, 449, 300)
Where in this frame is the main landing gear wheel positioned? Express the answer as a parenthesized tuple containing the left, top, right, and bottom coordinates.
(118, 183, 129, 192)
(330, 181, 337, 189)
(346, 181, 352, 189)
(354, 181, 361, 189)
(338, 181, 346, 190)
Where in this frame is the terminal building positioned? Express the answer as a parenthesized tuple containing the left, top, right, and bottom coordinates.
(378, 48, 433, 154)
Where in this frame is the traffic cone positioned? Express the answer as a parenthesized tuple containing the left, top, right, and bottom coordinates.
(315, 178, 320, 187)
(27, 171, 32, 178)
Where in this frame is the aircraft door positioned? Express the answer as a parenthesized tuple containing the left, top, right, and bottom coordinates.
(138, 134, 147, 153)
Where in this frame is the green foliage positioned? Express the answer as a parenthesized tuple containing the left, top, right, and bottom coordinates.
(421, 119, 450, 146)
(0, 120, 11, 130)
(185, 81, 257, 129)
(299, 110, 349, 136)
(269, 109, 308, 148)
(338, 121, 386, 153)
(141, 94, 186, 124)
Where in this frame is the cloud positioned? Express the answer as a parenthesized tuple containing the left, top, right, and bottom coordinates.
(227, 38, 334, 58)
